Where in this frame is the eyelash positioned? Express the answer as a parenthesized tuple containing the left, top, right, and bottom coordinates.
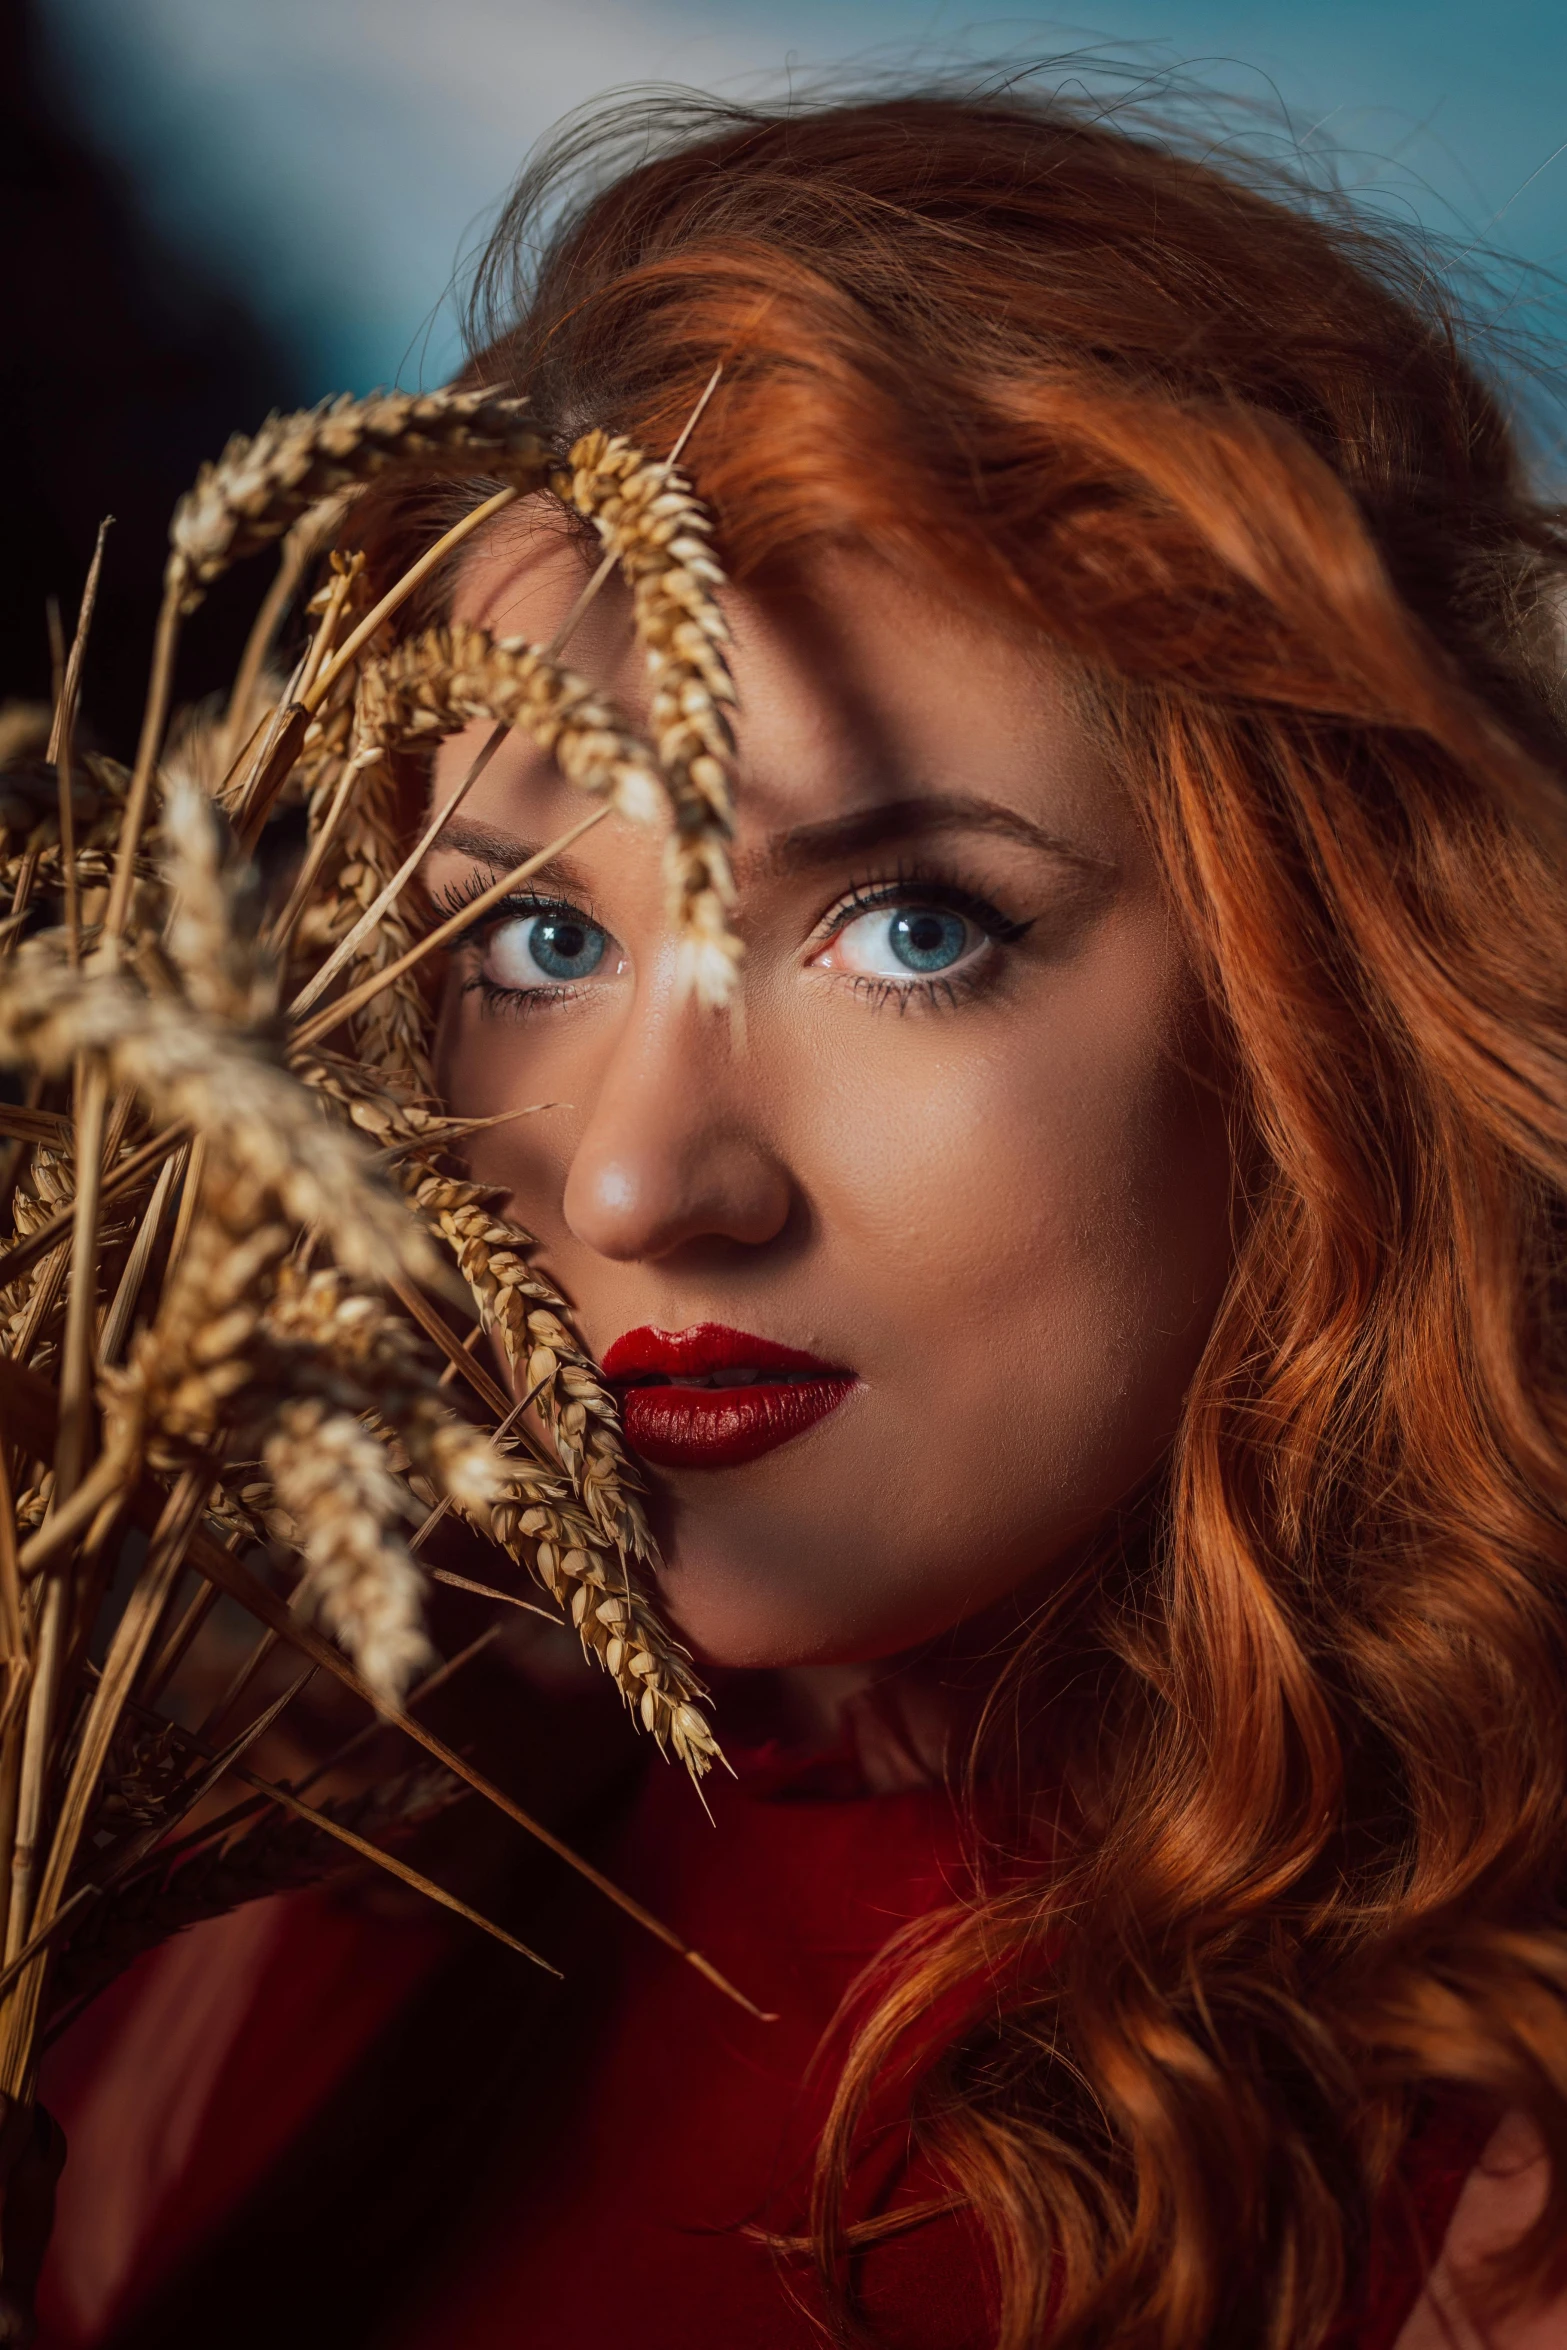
(432, 879, 599, 1013)
(433, 863, 1032, 1017)
(812, 865, 1032, 1014)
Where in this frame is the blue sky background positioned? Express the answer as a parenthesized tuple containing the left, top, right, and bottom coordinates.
(36, 0, 1567, 402)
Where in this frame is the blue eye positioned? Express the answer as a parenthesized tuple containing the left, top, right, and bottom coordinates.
(823, 900, 985, 984)
(527, 913, 607, 980)
(482, 906, 611, 991)
(886, 908, 969, 973)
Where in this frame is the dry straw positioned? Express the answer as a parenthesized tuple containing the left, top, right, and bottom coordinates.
(168, 389, 551, 606)
(0, 385, 753, 2133)
(358, 622, 667, 827)
(552, 430, 742, 1007)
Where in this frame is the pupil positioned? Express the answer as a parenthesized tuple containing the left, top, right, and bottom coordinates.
(889, 907, 966, 973)
(529, 914, 604, 981)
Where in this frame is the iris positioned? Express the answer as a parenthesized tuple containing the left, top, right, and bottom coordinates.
(482, 904, 612, 991)
(527, 913, 608, 981)
(888, 907, 969, 973)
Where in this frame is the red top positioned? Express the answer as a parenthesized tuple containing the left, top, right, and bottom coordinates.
(37, 1750, 1481, 2348)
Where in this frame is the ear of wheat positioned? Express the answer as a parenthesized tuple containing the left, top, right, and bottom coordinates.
(0, 383, 757, 2172)
(552, 430, 742, 1008)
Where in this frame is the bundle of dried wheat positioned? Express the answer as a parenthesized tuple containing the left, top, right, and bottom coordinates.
(0, 385, 756, 2142)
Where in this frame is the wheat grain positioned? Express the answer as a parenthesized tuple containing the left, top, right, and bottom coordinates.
(294, 668, 434, 1092)
(160, 779, 274, 1028)
(553, 430, 742, 1007)
(262, 1200, 717, 1770)
(263, 1396, 432, 1706)
(0, 396, 753, 2105)
(262, 1260, 506, 1510)
(0, 938, 437, 1290)
(411, 1171, 654, 1569)
(105, 1191, 489, 1706)
(104, 1192, 292, 1464)
(0, 753, 137, 922)
(201, 1470, 274, 1550)
(251, 1263, 515, 1703)
(3, 1132, 138, 1383)
(168, 388, 550, 608)
(2, 1135, 74, 1343)
(404, 1181, 718, 1771)
(479, 1452, 719, 1775)
(287, 1051, 448, 1170)
(358, 622, 666, 826)
(54, 1761, 465, 2026)
(12, 1480, 50, 1533)
(95, 1720, 186, 1835)
(296, 1053, 433, 1139)
(280, 1060, 715, 1766)
(0, 750, 125, 845)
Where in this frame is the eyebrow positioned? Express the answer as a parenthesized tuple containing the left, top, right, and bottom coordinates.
(425, 820, 597, 898)
(431, 796, 1114, 894)
(745, 794, 1116, 881)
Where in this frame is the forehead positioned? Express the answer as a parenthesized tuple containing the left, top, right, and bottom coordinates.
(447, 508, 1134, 862)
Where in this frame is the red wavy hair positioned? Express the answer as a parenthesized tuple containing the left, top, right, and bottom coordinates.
(365, 83, 1567, 2348)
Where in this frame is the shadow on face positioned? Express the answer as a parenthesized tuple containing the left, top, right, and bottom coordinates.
(424, 516, 1235, 1670)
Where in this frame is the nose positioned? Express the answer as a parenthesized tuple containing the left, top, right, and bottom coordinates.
(562, 993, 794, 1263)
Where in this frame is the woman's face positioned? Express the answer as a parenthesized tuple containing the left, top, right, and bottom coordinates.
(426, 522, 1234, 1668)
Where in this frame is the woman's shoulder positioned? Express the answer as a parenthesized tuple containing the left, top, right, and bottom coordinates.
(35, 1886, 451, 2348)
(1393, 2111, 1566, 2350)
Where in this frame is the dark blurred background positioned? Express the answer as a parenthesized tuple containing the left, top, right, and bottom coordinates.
(1, 0, 302, 754)
(6, 0, 1563, 760)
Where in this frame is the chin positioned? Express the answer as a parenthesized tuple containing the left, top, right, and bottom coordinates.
(651, 1551, 863, 1669)
(659, 1583, 860, 1671)
(652, 1544, 969, 1673)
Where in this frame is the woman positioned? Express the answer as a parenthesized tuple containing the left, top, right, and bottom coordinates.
(36, 82, 1567, 2350)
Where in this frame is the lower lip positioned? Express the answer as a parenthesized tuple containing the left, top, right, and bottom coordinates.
(619, 1379, 857, 1469)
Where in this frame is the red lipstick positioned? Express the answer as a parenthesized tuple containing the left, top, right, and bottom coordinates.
(602, 1324, 857, 1469)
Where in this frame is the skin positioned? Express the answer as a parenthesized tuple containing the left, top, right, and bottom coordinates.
(44, 517, 1545, 2335)
(425, 522, 1566, 2306)
(425, 512, 1236, 1677)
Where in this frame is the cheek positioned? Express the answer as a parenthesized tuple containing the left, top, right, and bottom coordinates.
(780, 933, 1229, 1608)
(815, 947, 1225, 1361)
(433, 986, 598, 1201)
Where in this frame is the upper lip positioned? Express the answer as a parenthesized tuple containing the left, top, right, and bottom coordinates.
(602, 1323, 848, 1384)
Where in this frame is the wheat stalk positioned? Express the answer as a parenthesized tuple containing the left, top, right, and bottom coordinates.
(297, 737, 434, 1087)
(0, 945, 441, 1292)
(49, 518, 111, 968)
(358, 622, 667, 825)
(168, 388, 550, 609)
(410, 1174, 654, 1564)
(262, 1398, 433, 1705)
(553, 429, 742, 1007)
(288, 1052, 710, 1757)
(0, 380, 753, 2140)
(0, 753, 135, 910)
(2, 548, 139, 2064)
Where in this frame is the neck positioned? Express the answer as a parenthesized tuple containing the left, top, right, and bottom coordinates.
(731, 1534, 1116, 1794)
